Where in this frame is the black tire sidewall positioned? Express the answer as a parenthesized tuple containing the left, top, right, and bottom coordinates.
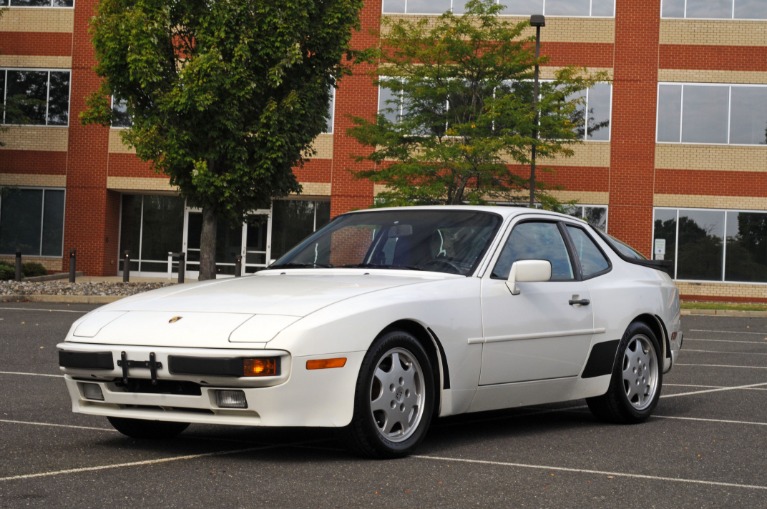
(349, 330, 435, 458)
(612, 322, 663, 422)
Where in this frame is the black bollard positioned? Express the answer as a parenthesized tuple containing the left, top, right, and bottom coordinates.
(15, 251, 22, 281)
(69, 249, 76, 283)
(177, 252, 185, 284)
(235, 255, 242, 277)
(123, 250, 130, 282)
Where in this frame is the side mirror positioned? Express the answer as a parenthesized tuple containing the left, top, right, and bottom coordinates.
(506, 259, 552, 295)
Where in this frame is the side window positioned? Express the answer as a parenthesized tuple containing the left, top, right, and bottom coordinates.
(566, 225, 611, 278)
(492, 222, 574, 281)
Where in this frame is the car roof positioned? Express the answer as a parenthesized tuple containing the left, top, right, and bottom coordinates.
(346, 205, 574, 222)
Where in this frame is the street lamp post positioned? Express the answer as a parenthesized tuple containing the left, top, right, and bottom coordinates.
(529, 14, 545, 207)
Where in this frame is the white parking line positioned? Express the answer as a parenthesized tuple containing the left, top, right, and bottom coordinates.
(682, 349, 767, 356)
(0, 307, 87, 314)
(652, 415, 767, 427)
(415, 455, 767, 491)
(0, 446, 270, 482)
(676, 363, 767, 370)
(0, 371, 62, 378)
(661, 381, 767, 398)
(0, 419, 113, 432)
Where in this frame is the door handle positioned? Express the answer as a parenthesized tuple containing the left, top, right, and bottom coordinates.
(569, 296, 590, 306)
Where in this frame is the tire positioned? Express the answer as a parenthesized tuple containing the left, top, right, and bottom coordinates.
(342, 330, 435, 459)
(587, 322, 662, 424)
(107, 416, 189, 439)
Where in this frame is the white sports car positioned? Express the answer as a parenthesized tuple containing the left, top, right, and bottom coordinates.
(58, 206, 682, 458)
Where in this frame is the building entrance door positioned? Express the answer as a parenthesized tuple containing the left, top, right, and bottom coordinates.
(183, 208, 272, 277)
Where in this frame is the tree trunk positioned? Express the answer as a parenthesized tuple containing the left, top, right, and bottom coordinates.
(198, 207, 217, 280)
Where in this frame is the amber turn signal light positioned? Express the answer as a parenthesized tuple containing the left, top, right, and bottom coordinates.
(306, 358, 347, 370)
(243, 357, 279, 377)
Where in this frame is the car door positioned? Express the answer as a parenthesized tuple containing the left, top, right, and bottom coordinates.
(479, 219, 595, 385)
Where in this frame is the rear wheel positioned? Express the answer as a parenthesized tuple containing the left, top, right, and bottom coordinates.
(587, 322, 662, 423)
(342, 330, 435, 459)
(107, 416, 189, 439)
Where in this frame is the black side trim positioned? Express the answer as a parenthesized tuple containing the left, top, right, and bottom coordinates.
(581, 340, 620, 378)
(59, 351, 114, 370)
(169, 356, 281, 377)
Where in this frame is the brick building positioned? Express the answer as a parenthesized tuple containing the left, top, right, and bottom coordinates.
(1, 0, 766, 302)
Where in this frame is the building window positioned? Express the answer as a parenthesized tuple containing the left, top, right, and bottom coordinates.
(0, 188, 65, 257)
(564, 204, 608, 231)
(383, 0, 614, 16)
(662, 0, 767, 19)
(1, 69, 70, 126)
(379, 79, 612, 141)
(653, 208, 767, 283)
(0, 0, 74, 6)
(270, 200, 331, 261)
(119, 195, 185, 273)
(657, 84, 767, 145)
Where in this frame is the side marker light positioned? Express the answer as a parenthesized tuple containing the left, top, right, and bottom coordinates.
(306, 358, 347, 370)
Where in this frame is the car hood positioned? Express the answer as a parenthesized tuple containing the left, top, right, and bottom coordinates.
(66, 270, 447, 348)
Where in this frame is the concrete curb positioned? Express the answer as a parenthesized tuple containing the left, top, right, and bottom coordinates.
(681, 308, 767, 318)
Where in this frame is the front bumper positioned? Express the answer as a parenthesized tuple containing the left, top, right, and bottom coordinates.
(58, 342, 364, 428)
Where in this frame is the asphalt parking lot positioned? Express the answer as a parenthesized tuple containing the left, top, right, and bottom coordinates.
(1, 302, 766, 508)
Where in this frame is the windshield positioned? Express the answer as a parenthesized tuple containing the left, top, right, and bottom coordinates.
(271, 209, 502, 276)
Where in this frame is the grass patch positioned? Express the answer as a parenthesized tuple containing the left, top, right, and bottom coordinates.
(681, 301, 767, 312)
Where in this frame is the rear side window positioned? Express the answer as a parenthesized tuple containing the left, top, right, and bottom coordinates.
(566, 225, 610, 278)
(492, 222, 574, 281)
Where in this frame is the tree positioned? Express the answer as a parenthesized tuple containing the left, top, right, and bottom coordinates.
(82, 0, 363, 279)
(348, 0, 604, 207)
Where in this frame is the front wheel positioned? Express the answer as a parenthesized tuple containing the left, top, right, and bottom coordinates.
(342, 330, 435, 459)
(107, 416, 189, 439)
(587, 322, 662, 424)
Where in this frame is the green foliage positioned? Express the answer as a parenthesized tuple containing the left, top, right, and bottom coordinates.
(0, 261, 48, 280)
(0, 262, 13, 281)
(82, 0, 363, 224)
(23, 262, 47, 277)
(348, 0, 605, 207)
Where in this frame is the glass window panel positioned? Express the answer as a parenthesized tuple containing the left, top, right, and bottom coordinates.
(583, 206, 607, 231)
(653, 209, 677, 276)
(271, 200, 322, 261)
(41, 190, 64, 256)
(492, 221, 574, 280)
(686, 0, 732, 18)
(735, 0, 767, 19)
(661, 0, 686, 17)
(657, 84, 682, 142)
(591, 0, 615, 16)
(112, 97, 131, 128)
(586, 83, 611, 141)
(725, 212, 767, 282)
(378, 84, 402, 125)
(139, 195, 184, 260)
(325, 88, 335, 133)
(0, 189, 43, 255)
(406, 0, 450, 14)
(5, 70, 48, 125)
(316, 200, 331, 229)
(10, 0, 52, 5)
(0, 71, 5, 123)
(382, 0, 406, 13)
(566, 225, 610, 277)
(677, 210, 724, 281)
(546, 0, 591, 16)
(501, 0, 543, 14)
(52, 0, 75, 6)
(47, 71, 70, 126)
(729, 86, 767, 145)
(681, 85, 729, 144)
(214, 219, 243, 268)
(452, 0, 471, 13)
